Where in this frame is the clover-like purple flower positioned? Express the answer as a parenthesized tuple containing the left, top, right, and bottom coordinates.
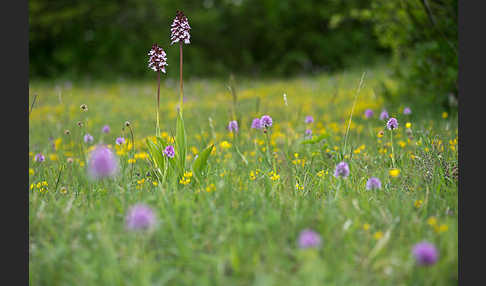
(386, 117, 399, 130)
(84, 133, 94, 144)
(260, 115, 273, 128)
(334, 161, 350, 178)
(102, 125, 110, 133)
(305, 129, 312, 138)
(148, 44, 168, 73)
(228, 120, 238, 133)
(305, 115, 314, 124)
(380, 110, 389, 120)
(364, 109, 374, 119)
(412, 242, 439, 266)
(170, 11, 191, 45)
(298, 229, 322, 249)
(403, 107, 412, 115)
(34, 153, 45, 162)
(125, 204, 156, 231)
(366, 177, 382, 190)
(116, 137, 126, 145)
(87, 145, 118, 179)
(251, 118, 262, 129)
(163, 145, 175, 158)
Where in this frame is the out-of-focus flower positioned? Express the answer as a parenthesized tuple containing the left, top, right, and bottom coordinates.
(261, 115, 273, 128)
(34, 153, 45, 162)
(389, 168, 400, 177)
(305, 116, 314, 124)
(364, 109, 374, 118)
(84, 133, 94, 143)
(251, 118, 262, 129)
(334, 161, 350, 178)
(228, 120, 238, 133)
(87, 145, 118, 179)
(170, 11, 191, 45)
(102, 125, 110, 133)
(442, 112, 448, 119)
(386, 118, 398, 130)
(305, 129, 312, 137)
(380, 110, 389, 120)
(125, 204, 156, 231)
(298, 229, 322, 249)
(148, 44, 168, 73)
(163, 145, 175, 158)
(116, 137, 126, 145)
(403, 107, 412, 115)
(366, 177, 382, 190)
(412, 242, 439, 266)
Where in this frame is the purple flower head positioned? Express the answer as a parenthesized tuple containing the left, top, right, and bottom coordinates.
(116, 137, 126, 145)
(148, 44, 168, 73)
(403, 107, 412, 115)
(84, 133, 94, 143)
(260, 115, 273, 128)
(364, 109, 374, 119)
(251, 118, 262, 129)
(380, 110, 389, 120)
(305, 129, 312, 137)
(170, 11, 191, 45)
(87, 145, 118, 179)
(305, 115, 314, 124)
(366, 177, 382, 190)
(34, 153, 45, 162)
(228, 120, 238, 133)
(125, 204, 156, 231)
(412, 242, 439, 266)
(102, 125, 110, 133)
(386, 118, 399, 130)
(298, 229, 322, 249)
(334, 161, 350, 178)
(163, 145, 175, 158)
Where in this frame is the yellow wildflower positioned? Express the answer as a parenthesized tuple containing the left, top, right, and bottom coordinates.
(389, 168, 400, 177)
(373, 231, 383, 240)
(414, 200, 423, 208)
(363, 223, 370, 231)
(427, 217, 437, 226)
(405, 122, 411, 129)
(442, 112, 448, 119)
(206, 183, 216, 192)
(29, 168, 34, 176)
(220, 141, 232, 149)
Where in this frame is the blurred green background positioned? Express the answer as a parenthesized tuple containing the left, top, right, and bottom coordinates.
(29, 0, 457, 106)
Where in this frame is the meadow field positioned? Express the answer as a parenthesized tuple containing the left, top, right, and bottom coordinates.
(29, 65, 458, 285)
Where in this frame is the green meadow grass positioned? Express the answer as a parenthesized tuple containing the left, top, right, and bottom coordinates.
(29, 65, 457, 285)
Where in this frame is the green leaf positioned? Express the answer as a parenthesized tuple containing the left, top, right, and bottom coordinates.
(192, 144, 214, 179)
(175, 111, 187, 176)
(146, 138, 165, 180)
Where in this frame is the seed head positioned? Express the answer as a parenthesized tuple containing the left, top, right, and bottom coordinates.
(64, 130, 71, 135)
(80, 104, 88, 112)
(124, 121, 131, 127)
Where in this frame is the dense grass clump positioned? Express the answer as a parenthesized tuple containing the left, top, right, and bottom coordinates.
(29, 65, 457, 285)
